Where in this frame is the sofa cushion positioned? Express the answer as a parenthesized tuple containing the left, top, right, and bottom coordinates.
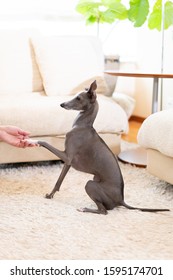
(32, 35, 104, 96)
(112, 92, 136, 119)
(0, 95, 128, 137)
(0, 29, 43, 95)
(137, 110, 173, 157)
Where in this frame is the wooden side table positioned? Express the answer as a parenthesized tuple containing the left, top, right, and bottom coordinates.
(105, 71, 173, 167)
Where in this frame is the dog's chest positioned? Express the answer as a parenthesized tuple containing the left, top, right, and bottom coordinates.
(66, 128, 94, 149)
(65, 127, 96, 173)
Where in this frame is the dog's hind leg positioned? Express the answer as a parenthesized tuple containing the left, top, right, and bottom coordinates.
(45, 164, 71, 199)
(77, 180, 115, 215)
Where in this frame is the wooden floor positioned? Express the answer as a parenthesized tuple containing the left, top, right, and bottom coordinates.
(122, 119, 143, 143)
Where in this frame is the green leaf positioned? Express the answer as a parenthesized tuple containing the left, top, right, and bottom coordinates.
(102, 0, 121, 4)
(108, 2, 128, 20)
(164, 1, 173, 29)
(86, 15, 98, 25)
(76, 1, 100, 15)
(99, 10, 118, 23)
(76, 1, 102, 24)
(128, 0, 149, 27)
(148, 0, 162, 30)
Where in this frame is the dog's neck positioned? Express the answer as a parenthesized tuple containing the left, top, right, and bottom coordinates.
(73, 100, 99, 128)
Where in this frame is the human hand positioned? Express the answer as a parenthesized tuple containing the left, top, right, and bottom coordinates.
(3, 125, 30, 137)
(0, 126, 38, 148)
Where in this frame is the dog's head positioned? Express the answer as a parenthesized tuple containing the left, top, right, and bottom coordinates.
(60, 80, 97, 111)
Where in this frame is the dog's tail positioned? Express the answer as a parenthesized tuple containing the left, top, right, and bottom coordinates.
(121, 202, 170, 212)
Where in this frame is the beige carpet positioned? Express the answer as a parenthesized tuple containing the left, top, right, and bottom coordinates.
(0, 142, 173, 260)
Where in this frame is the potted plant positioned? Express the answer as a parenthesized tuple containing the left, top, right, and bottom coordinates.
(76, 0, 173, 107)
(76, 0, 173, 34)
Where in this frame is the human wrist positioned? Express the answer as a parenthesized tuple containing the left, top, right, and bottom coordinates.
(0, 125, 7, 131)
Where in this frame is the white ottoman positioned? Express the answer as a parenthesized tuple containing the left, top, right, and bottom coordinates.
(137, 110, 173, 184)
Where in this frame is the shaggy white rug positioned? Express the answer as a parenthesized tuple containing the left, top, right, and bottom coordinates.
(0, 142, 173, 260)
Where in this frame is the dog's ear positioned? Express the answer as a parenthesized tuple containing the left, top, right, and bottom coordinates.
(89, 80, 97, 91)
(87, 80, 97, 102)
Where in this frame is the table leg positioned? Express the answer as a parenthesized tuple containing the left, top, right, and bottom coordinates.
(152, 77, 159, 113)
(118, 77, 159, 167)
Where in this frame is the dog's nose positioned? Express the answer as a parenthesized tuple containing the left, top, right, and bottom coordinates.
(60, 103, 65, 108)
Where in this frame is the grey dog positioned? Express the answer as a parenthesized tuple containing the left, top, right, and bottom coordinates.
(37, 80, 169, 214)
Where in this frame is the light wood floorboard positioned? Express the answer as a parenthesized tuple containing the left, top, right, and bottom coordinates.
(122, 119, 143, 143)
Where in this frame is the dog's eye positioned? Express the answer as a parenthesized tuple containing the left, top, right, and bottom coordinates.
(76, 96, 81, 101)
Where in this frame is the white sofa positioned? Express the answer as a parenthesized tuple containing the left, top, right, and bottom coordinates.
(0, 29, 128, 164)
(137, 110, 173, 184)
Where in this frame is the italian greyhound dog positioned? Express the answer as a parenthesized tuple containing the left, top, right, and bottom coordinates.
(37, 80, 169, 214)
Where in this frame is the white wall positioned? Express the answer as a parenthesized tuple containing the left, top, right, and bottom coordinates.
(0, 0, 173, 118)
(100, 21, 173, 118)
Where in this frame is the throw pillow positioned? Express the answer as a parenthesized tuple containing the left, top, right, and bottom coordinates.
(32, 35, 104, 96)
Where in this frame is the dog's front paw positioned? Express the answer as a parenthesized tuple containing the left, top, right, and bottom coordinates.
(22, 139, 40, 147)
(77, 207, 108, 215)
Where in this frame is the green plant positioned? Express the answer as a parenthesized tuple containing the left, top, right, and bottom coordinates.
(76, 0, 173, 34)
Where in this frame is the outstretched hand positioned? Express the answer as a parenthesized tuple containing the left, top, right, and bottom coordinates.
(0, 126, 38, 148)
